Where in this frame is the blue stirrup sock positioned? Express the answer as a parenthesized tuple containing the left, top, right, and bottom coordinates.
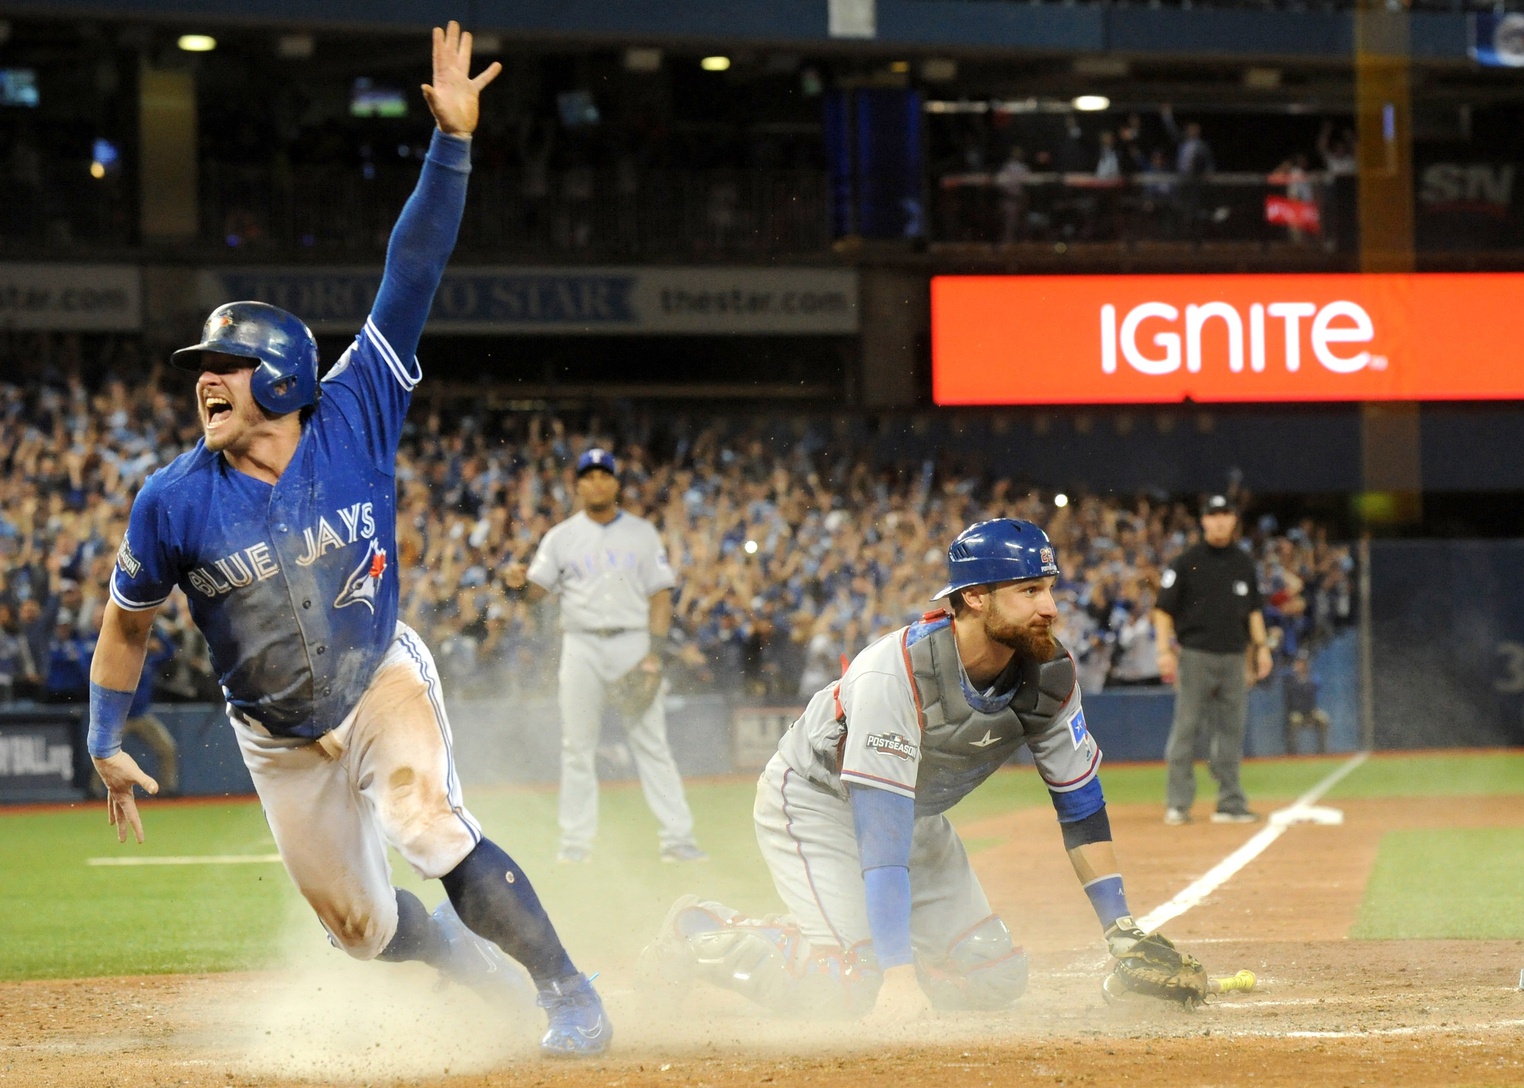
(441, 838, 576, 987)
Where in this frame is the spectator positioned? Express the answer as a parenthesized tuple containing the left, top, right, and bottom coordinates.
(1106, 592, 1161, 688)
(1283, 653, 1331, 755)
(43, 608, 91, 703)
(1161, 105, 1214, 239)
(994, 147, 1031, 244)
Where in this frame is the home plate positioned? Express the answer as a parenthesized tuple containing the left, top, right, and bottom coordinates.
(1270, 805, 1344, 826)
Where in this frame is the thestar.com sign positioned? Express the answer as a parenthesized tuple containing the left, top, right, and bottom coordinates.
(931, 273, 1524, 404)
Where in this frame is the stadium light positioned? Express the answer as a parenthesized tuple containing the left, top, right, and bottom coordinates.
(1071, 95, 1109, 112)
(177, 34, 217, 52)
(89, 161, 106, 179)
(701, 55, 731, 72)
(1054, 493, 1070, 508)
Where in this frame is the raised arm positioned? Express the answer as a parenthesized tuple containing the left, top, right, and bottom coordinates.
(90, 598, 161, 843)
(368, 22, 501, 363)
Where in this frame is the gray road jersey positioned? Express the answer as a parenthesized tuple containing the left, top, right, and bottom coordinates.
(526, 510, 676, 632)
(774, 614, 1100, 817)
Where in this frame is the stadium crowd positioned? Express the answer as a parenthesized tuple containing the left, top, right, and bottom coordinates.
(0, 350, 1355, 710)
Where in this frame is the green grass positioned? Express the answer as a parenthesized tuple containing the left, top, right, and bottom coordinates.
(1352, 828, 1524, 939)
(0, 802, 300, 979)
(1325, 752, 1524, 799)
(4, 749, 1522, 979)
(0, 783, 784, 982)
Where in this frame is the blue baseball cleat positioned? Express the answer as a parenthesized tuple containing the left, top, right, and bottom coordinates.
(536, 972, 612, 1057)
(430, 900, 536, 1013)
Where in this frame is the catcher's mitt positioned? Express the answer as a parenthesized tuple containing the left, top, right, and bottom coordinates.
(609, 660, 663, 718)
(1108, 931, 1209, 1007)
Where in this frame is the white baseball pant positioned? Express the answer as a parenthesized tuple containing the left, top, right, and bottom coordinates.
(556, 628, 695, 852)
(232, 623, 481, 960)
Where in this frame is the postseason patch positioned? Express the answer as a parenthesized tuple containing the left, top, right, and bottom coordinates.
(865, 732, 918, 761)
(1067, 708, 1090, 750)
(116, 536, 142, 579)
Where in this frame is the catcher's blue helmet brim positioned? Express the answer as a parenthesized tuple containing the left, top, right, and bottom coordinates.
(930, 574, 1047, 601)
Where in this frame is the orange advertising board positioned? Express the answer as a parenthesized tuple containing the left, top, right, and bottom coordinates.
(931, 273, 1524, 405)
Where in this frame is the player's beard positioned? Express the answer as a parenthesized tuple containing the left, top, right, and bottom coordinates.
(984, 605, 1059, 663)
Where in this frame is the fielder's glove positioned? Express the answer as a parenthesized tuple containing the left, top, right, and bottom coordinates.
(609, 658, 663, 718)
(1105, 929, 1210, 1008)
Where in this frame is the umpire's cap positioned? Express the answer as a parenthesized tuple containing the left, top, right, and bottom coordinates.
(932, 518, 1060, 600)
(575, 447, 618, 477)
(172, 301, 320, 416)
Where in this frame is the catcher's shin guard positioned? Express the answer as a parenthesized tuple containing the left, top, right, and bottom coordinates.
(915, 914, 1029, 1011)
(638, 896, 880, 1017)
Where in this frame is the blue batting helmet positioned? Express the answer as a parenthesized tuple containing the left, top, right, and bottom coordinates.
(576, 448, 618, 477)
(931, 518, 1060, 600)
(171, 301, 320, 415)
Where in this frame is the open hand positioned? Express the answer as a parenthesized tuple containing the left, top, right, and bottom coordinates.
(422, 21, 502, 137)
(92, 751, 159, 844)
(860, 964, 933, 1026)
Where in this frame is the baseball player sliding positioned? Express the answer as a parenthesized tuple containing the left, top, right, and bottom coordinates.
(504, 449, 705, 864)
(642, 519, 1207, 1017)
(87, 25, 611, 1058)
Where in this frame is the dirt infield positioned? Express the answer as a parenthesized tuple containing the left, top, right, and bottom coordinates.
(4, 794, 1523, 1087)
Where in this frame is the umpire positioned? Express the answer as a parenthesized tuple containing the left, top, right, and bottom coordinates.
(1152, 495, 1273, 825)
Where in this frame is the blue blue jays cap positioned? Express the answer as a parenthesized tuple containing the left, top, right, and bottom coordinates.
(576, 447, 618, 477)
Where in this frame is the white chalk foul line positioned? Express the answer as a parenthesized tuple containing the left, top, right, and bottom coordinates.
(87, 854, 283, 866)
(1137, 751, 1368, 933)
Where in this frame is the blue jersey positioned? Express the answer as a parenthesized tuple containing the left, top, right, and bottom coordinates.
(109, 132, 472, 739)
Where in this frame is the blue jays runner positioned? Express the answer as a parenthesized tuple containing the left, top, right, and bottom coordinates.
(642, 519, 1169, 1019)
(86, 24, 610, 1059)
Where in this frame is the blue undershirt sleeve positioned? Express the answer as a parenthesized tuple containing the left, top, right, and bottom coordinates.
(369, 130, 472, 365)
(850, 784, 916, 969)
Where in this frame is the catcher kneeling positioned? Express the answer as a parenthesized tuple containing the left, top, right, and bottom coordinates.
(641, 519, 1207, 1018)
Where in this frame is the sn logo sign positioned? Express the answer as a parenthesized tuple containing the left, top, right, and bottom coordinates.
(1099, 299, 1381, 376)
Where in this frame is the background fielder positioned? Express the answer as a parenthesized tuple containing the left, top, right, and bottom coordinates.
(86, 25, 611, 1059)
(643, 518, 1182, 1018)
(505, 448, 704, 864)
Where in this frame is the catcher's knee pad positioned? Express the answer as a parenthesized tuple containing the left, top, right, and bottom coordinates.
(916, 914, 1028, 1011)
(642, 896, 878, 1017)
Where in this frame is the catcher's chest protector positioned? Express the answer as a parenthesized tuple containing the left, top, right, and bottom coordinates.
(907, 622, 1076, 815)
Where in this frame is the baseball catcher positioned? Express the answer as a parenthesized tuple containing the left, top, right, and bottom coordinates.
(640, 518, 1203, 1021)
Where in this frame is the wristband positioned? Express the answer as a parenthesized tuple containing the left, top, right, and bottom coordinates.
(1083, 874, 1132, 931)
(88, 681, 135, 759)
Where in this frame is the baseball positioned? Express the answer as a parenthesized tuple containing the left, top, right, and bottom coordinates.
(1211, 969, 1257, 994)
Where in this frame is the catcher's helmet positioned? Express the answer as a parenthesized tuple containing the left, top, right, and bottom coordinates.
(931, 518, 1060, 600)
(171, 301, 320, 415)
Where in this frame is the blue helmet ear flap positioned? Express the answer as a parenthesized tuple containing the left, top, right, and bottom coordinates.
(932, 518, 1060, 601)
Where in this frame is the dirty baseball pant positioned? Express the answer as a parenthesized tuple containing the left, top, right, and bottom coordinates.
(232, 623, 482, 960)
(1164, 646, 1249, 814)
(752, 754, 994, 955)
(556, 628, 695, 853)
